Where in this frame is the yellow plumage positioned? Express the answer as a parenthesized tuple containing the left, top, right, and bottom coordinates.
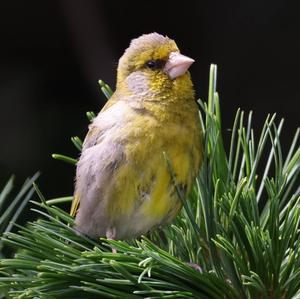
(72, 33, 203, 239)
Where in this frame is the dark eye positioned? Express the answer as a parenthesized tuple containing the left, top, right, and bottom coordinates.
(146, 60, 156, 68)
(145, 59, 165, 70)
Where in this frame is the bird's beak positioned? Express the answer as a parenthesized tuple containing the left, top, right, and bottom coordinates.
(164, 52, 195, 80)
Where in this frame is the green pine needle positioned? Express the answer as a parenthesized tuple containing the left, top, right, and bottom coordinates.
(0, 173, 39, 252)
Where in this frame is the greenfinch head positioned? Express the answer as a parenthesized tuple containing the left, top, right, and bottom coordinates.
(118, 33, 194, 81)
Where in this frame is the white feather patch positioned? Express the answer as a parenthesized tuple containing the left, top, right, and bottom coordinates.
(125, 71, 149, 95)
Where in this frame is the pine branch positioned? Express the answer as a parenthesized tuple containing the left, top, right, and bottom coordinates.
(0, 65, 299, 299)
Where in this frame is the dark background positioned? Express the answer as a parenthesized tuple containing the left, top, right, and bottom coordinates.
(0, 1, 299, 202)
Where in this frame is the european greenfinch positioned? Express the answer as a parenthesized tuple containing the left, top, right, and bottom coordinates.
(72, 33, 203, 240)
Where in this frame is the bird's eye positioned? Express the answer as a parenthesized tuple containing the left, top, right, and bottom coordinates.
(145, 59, 165, 70)
(146, 60, 156, 69)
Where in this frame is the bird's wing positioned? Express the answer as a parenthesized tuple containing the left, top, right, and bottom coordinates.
(70, 95, 124, 217)
(70, 124, 106, 217)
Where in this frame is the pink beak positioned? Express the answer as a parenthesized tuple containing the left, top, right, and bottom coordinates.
(164, 52, 195, 79)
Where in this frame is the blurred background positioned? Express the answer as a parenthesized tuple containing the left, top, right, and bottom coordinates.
(0, 1, 299, 202)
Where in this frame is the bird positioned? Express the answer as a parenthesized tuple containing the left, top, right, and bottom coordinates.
(71, 32, 203, 240)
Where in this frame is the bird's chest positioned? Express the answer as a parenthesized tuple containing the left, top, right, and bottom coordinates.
(124, 109, 197, 164)
(122, 105, 201, 195)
